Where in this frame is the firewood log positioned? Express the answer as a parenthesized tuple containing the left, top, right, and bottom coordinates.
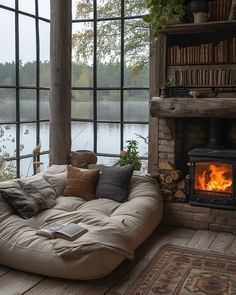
(170, 170, 183, 181)
(174, 189, 186, 200)
(177, 179, 186, 190)
(165, 174, 173, 184)
(159, 161, 175, 170)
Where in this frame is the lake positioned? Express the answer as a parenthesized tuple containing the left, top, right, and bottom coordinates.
(0, 98, 149, 177)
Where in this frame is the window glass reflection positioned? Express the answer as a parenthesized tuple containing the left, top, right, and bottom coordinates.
(38, 0, 50, 19)
(20, 123, 36, 156)
(18, 0, 35, 14)
(72, 90, 93, 120)
(72, 22, 93, 87)
(72, 0, 93, 20)
(39, 20, 50, 87)
(0, 124, 16, 157)
(19, 15, 36, 86)
(97, 90, 120, 121)
(0, 89, 16, 122)
(123, 124, 148, 157)
(124, 19, 149, 87)
(97, 123, 120, 154)
(97, 0, 120, 18)
(71, 121, 94, 151)
(20, 89, 36, 121)
(40, 122, 49, 152)
(0, 9, 15, 85)
(124, 90, 149, 122)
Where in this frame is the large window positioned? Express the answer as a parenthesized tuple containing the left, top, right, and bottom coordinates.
(0, 1, 149, 178)
(0, 0, 50, 177)
(71, 0, 149, 169)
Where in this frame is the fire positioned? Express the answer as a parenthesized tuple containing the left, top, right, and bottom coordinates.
(196, 163, 232, 193)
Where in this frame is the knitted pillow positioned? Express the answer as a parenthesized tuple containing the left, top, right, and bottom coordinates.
(63, 166, 99, 201)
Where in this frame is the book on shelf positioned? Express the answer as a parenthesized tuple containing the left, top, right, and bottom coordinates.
(36, 223, 88, 241)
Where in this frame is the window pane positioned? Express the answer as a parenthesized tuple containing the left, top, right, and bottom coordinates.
(39, 20, 50, 87)
(124, 90, 149, 122)
(97, 156, 119, 166)
(72, 0, 93, 20)
(19, 15, 36, 86)
(0, 89, 16, 122)
(97, 123, 120, 154)
(97, 20, 120, 87)
(20, 157, 34, 177)
(125, 1, 147, 16)
(0, 9, 15, 85)
(0, 1, 14, 7)
(20, 89, 36, 121)
(97, 0, 120, 18)
(71, 121, 93, 151)
(40, 90, 50, 120)
(20, 123, 36, 156)
(0, 124, 16, 157)
(40, 121, 49, 152)
(123, 124, 148, 157)
(1, 160, 16, 181)
(18, 0, 35, 14)
(72, 22, 93, 87)
(124, 19, 149, 87)
(38, 0, 50, 19)
(40, 153, 49, 172)
(97, 90, 120, 121)
(72, 90, 93, 119)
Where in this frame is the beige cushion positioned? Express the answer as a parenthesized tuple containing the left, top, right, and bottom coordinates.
(0, 166, 163, 279)
(63, 166, 99, 201)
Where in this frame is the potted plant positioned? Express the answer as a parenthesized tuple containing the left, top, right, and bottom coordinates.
(116, 140, 142, 171)
(143, 0, 186, 38)
(187, 0, 209, 23)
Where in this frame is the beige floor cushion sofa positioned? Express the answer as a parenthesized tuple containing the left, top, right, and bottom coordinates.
(0, 165, 163, 279)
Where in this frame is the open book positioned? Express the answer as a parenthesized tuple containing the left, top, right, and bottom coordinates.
(36, 223, 88, 241)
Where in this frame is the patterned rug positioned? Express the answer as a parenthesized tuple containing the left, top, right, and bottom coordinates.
(124, 245, 236, 295)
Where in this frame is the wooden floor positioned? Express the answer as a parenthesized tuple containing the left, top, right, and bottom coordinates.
(1, 225, 236, 295)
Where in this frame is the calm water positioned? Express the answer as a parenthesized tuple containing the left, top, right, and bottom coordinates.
(0, 99, 149, 176)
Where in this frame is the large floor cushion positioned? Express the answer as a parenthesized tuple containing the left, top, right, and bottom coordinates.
(0, 165, 163, 279)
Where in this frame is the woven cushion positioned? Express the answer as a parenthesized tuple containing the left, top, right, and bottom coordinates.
(0, 176, 56, 219)
(95, 164, 134, 202)
(63, 166, 99, 201)
(70, 151, 97, 169)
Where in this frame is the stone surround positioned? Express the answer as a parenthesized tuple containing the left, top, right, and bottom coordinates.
(162, 203, 236, 234)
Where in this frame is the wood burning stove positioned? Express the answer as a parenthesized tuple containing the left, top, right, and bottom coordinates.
(188, 118, 236, 209)
(188, 148, 236, 209)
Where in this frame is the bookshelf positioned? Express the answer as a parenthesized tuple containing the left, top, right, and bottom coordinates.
(153, 21, 236, 94)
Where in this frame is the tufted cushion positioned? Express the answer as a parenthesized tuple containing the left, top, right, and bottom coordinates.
(63, 166, 99, 201)
(95, 164, 134, 202)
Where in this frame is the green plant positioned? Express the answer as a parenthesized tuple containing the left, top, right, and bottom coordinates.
(143, 0, 186, 38)
(116, 140, 142, 171)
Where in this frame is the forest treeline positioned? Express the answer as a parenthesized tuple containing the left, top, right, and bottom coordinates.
(0, 61, 148, 91)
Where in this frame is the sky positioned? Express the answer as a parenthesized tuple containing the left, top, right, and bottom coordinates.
(0, 0, 50, 64)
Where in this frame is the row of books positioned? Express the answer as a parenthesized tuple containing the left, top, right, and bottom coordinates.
(174, 69, 236, 86)
(168, 38, 236, 65)
(208, 0, 233, 21)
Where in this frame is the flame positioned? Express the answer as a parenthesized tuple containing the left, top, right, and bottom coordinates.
(196, 163, 232, 193)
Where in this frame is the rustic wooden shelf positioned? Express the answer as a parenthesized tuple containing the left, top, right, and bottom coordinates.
(161, 20, 236, 35)
(150, 96, 236, 118)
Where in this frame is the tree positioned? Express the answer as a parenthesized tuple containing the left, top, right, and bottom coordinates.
(72, 0, 149, 77)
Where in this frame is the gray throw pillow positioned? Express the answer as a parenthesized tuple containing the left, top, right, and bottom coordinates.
(0, 176, 56, 219)
(95, 164, 134, 202)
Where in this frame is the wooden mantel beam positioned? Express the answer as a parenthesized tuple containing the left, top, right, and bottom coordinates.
(49, 0, 72, 165)
(150, 96, 236, 118)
